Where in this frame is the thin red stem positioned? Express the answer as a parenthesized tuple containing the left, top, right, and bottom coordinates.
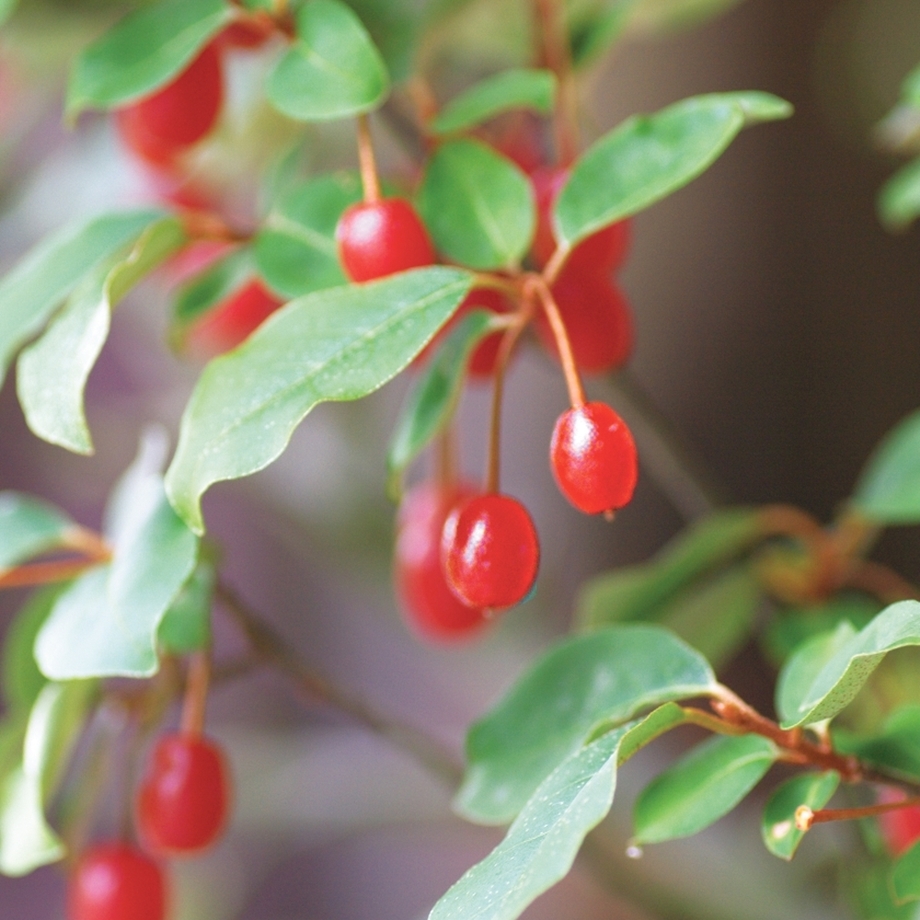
(532, 276, 585, 408)
(357, 114, 381, 204)
(533, 0, 579, 165)
(797, 796, 920, 831)
(0, 558, 104, 589)
(180, 652, 211, 738)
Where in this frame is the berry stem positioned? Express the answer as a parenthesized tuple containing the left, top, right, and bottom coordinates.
(796, 796, 920, 832)
(180, 651, 211, 738)
(0, 557, 107, 589)
(532, 276, 586, 409)
(356, 113, 381, 204)
(533, 0, 579, 166)
(485, 317, 529, 494)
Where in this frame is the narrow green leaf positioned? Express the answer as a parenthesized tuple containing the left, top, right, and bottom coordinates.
(761, 772, 839, 861)
(892, 839, 920, 904)
(419, 138, 535, 270)
(265, 0, 390, 121)
(633, 734, 777, 844)
(0, 764, 60, 876)
(878, 158, 920, 231)
(2, 588, 60, 715)
(430, 69, 556, 135)
(165, 267, 472, 534)
(554, 92, 792, 249)
(834, 705, 920, 783)
(852, 409, 920, 524)
(0, 493, 75, 570)
(0, 210, 165, 389)
(431, 726, 628, 920)
(254, 173, 361, 298)
(16, 215, 185, 454)
(35, 436, 199, 679)
(387, 309, 499, 497)
(614, 702, 689, 762)
(66, 0, 231, 116)
(779, 601, 920, 729)
(455, 624, 716, 825)
(157, 559, 214, 655)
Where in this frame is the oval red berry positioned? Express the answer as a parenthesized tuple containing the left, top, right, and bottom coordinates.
(68, 842, 167, 920)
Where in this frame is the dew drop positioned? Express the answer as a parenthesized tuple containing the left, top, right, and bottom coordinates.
(625, 843, 643, 860)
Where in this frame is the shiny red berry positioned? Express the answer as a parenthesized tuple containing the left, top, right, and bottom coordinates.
(335, 198, 436, 283)
(116, 43, 223, 168)
(68, 842, 167, 920)
(550, 402, 638, 514)
(441, 493, 539, 610)
(136, 733, 231, 855)
(394, 482, 490, 641)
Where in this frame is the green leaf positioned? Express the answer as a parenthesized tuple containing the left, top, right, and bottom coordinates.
(633, 734, 777, 844)
(17, 216, 186, 454)
(852, 409, 920, 524)
(265, 0, 390, 121)
(172, 248, 254, 329)
(878, 158, 920, 231)
(0, 0, 18, 27)
(2, 588, 60, 715)
(761, 771, 839, 861)
(554, 92, 792, 250)
(577, 508, 763, 628)
(778, 600, 920, 729)
(66, 0, 232, 116)
(834, 706, 920, 784)
(892, 839, 920, 904)
(570, 0, 640, 67)
(419, 138, 535, 270)
(386, 309, 499, 497)
(455, 624, 716, 825)
(0, 209, 165, 389)
(347, 0, 420, 84)
(254, 173, 361, 299)
(35, 434, 199, 679)
(429, 69, 556, 135)
(0, 680, 97, 876)
(165, 267, 472, 534)
(0, 493, 75, 570)
(431, 725, 628, 920)
(157, 559, 214, 655)
(902, 65, 920, 109)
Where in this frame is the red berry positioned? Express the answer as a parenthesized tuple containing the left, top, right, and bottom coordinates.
(878, 788, 920, 855)
(335, 198, 436, 283)
(68, 842, 167, 920)
(116, 43, 223, 168)
(136, 733, 231, 855)
(530, 166, 630, 273)
(186, 278, 285, 358)
(217, 18, 273, 51)
(535, 267, 633, 374)
(550, 402, 638, 514)
(441, 493, 539, 610)
(394, 482, 490, 641)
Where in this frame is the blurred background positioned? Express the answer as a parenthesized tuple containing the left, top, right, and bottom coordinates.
(0, 0, 919, 917)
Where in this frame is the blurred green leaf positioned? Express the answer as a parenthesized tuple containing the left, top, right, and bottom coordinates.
(165, 268, 472, 534)
(878, 158, 920, 231)
(902, 64, 920, 108)
(852, 409, 920, 523)
(846, 859, 915, 920)
(834, 706, 920, 784)
(157, 559, 214, 655)
(17, 216, 186, 454)
(172, 248, 254, 329)
(633, 734, 776, 844)
(420, 139, 535, 270)
(0, 493, 75, 570)
(2, 588, 61, 716)
(554, 92, 791, 249)
(254, 173, 361, 298)
(456, 624, 716, 824)
(266, 0, 390, 121)
(66, 0, 231, 116)
(348, 0, 421, 83)
(0, 0, 18, 27)
(0, 210, 165, 389)
(761, 771, 839, 860)
(430, 69, 556, 135)
(892, 839, 920, 904)
(386, 309, 499, 497)
(570, 0, 639, 67)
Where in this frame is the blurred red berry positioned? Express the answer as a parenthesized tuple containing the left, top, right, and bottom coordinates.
(68, 842, 167, 920)
(878, 788, 920, 856)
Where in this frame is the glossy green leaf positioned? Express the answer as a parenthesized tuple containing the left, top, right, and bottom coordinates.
(455, 624, 716, 824)
(419, 139, 535, 271)
(761, 771, 839, 861)
(157, 559, 214, 655)
(0, 493, 75, 570)
(554, 92, 792, 249)
(165, 267, 472, 534)
(0, 209, 165, 389)
(779, 601, 920, 729)
(834, 705, 920, 783)
(17, 217, 186, 454)
(431, 725, 628, 920)
(614, 702, 689, 762)
(265, 0, 390, 121)
(2, 588, 60, 715)
(892, 839, 920, 904)
(577, 507, 763, 628)
(172, 248, 253, 329)
(852, 409, 920, 523)
(878, 158, 920, 231)
(66, 0, 231, 116)
(254, 173, 361, 298)
(429, 69, 556, 135)
(633, 734, 777, 844)
(36, 435, 199, 679)
(386, 309, 499, 497)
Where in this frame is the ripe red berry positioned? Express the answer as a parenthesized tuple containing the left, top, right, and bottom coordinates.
(535, 267, 633, 374)
(116, 43, 223, 168)
(394, 482, 490, 641)
(68, 842, 167, 920)
(186, 278, 285, 358)
(136, 733, 231, 855)
(550, 402, 638, 514)
(530, 165, 630, 273)
(441, 493, 540, 610)
(878, 788, 920, 855)
(335, 198, 436, 283)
